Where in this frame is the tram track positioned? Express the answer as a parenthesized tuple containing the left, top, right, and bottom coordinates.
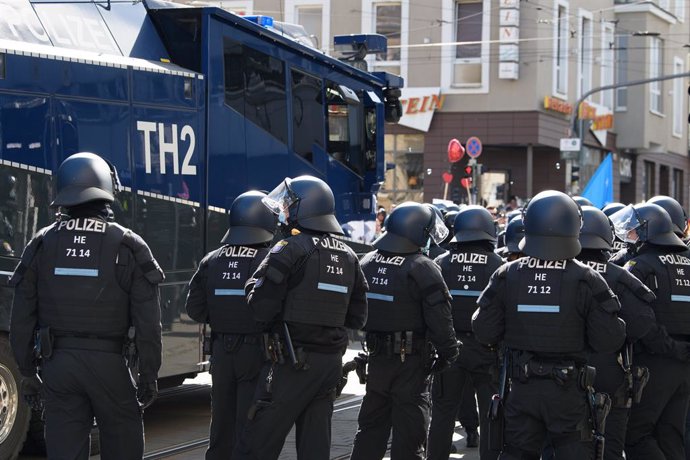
(141, 394, 365, 459)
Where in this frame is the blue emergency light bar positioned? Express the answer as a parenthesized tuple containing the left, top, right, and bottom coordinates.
(243, 15, 274, 28)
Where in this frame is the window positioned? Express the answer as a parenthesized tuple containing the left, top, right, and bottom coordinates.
(650, 37, 664, 114)
(451, 0, 484, 87)
(223, 38, 288, 144)
(326, 83, 374, 176)
(291, 70, 324, 162)
(578, 11, 593, 98)
(673, 57, 684, 137)
(554, 1, 569, 96)
(377, 134, 425, 208)
(600, 24, 614, 108)
(676, 0, 686, 21)
(616, 35, 628, 111)
(375, 2, 401, 69)
(295, 6, 323, 49)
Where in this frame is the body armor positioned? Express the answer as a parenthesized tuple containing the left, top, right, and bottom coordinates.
(282, 233, 356, 327)
(37, 218, 129, 337)
(205, 245, 268, 334)
(633, 248, 690, 335)
(361, 251, 428, 333)
(504, 257, 587, 353)
(437, 247, 502, 333)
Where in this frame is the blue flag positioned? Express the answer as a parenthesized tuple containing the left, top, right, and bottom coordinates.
(582, 153, 613, 208)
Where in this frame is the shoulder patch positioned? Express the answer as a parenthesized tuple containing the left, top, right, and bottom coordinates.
(624, 260, 637, 272)
(271, 240, 289, 254)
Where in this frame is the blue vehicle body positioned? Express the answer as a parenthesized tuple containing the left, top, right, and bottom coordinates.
(0, 0, 400, 386)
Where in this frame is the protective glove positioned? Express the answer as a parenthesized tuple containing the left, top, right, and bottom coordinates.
(429, 346, 460, 374)
(137, 380, 158, 410)
(21, 374, 43, 412)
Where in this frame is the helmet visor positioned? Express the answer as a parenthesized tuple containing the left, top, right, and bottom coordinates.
(428, 209, 450, 244)
(609, 205, 642, 243)
(262, 178, 299, 222)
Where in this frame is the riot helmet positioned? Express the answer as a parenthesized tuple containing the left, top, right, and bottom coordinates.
(445, 204, 461, 213)
(572, 196, 594, 207)
(506, 209, 522, 223)
(52, 152, 118, 207)
(647, 195, 688, 237)
(451, 205, 497, 243)
(373, 202, 449, 253)
(610, 203, 686, 249)
(263, 175, 343, 234)
(221, 191, 277, 245)
(602, 202, 625, 217)
(504, 216, 525, 254)
(519, 190, 582, 261)
(443, 211, 459, 234)
(579, 206, 613, 251)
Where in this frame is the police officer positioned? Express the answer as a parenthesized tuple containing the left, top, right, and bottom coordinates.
(609, 203, 690, 459)
(350, 202, 459, 460)
(428, 205, 503, 460)
(497, 216, 525, 262)
(576, 206, 656, 460)
(186, 191, 277, 460)
(9, 152, 163, 459)
(234, 175, 368, 460)
(473, 190, 626, 460)
(602, 202, 627, 260)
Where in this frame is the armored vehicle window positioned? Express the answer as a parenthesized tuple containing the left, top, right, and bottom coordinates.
(326, 84, 364, 176)
(291, 70, 324, 162)
(223, 38, 288, 144)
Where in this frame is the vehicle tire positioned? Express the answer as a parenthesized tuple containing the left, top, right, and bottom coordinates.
(0, 334, 30, 460)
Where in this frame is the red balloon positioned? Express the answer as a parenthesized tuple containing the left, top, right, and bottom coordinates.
(442, 172, 453, 184)
(447, 138, 465, 163)
(460, 177, 472, 188)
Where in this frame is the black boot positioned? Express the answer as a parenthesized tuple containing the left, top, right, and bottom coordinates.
(465, 429, 479, 448)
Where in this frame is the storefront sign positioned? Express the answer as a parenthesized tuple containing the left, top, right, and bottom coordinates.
(398, 87, 445, 132)
(543, 97, 614, 139)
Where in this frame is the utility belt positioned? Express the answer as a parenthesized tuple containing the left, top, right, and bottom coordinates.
(261, 333, 308, 369)
(509, 353, 584, 387)
(206, 332, 261, 354)
(365, 332, 426, 361)
(52, 334, 124, 354)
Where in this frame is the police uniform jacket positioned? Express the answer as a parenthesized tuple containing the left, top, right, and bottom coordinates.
(186, 244, 268, 334)
(246, 231, 368, 353)
(10, 210, 164, 382)
(361, 249, 457, 356)
(626, 244, 690, 361)
(473, 256, 626, 361)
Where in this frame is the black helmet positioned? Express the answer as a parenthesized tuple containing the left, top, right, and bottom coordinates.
(610, 203, 685, 249)
(602, 202, 625, 217)
(221, 191, 277, 245)
(579, 206, 613, 251)
(443, 210, 459, 233)
(519, 190, 582, 260)
(263, 175, 342, 234)
(572, 196, 594, 207)
(647, 195, 688, 237)
(506, 209, 522, 223)
(504, 216, 525, 253)
(52, 152, 117, 207)
(451, 205, 497, 243)
(445, 204, 461, 213)
(373, 201, 448, 253)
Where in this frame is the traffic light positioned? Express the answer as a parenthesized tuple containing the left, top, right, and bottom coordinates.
(464, 165, 473, 178)
(571, 164, 580, 183)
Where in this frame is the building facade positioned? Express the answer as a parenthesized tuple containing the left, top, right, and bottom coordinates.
(209, 0, 690, 209)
